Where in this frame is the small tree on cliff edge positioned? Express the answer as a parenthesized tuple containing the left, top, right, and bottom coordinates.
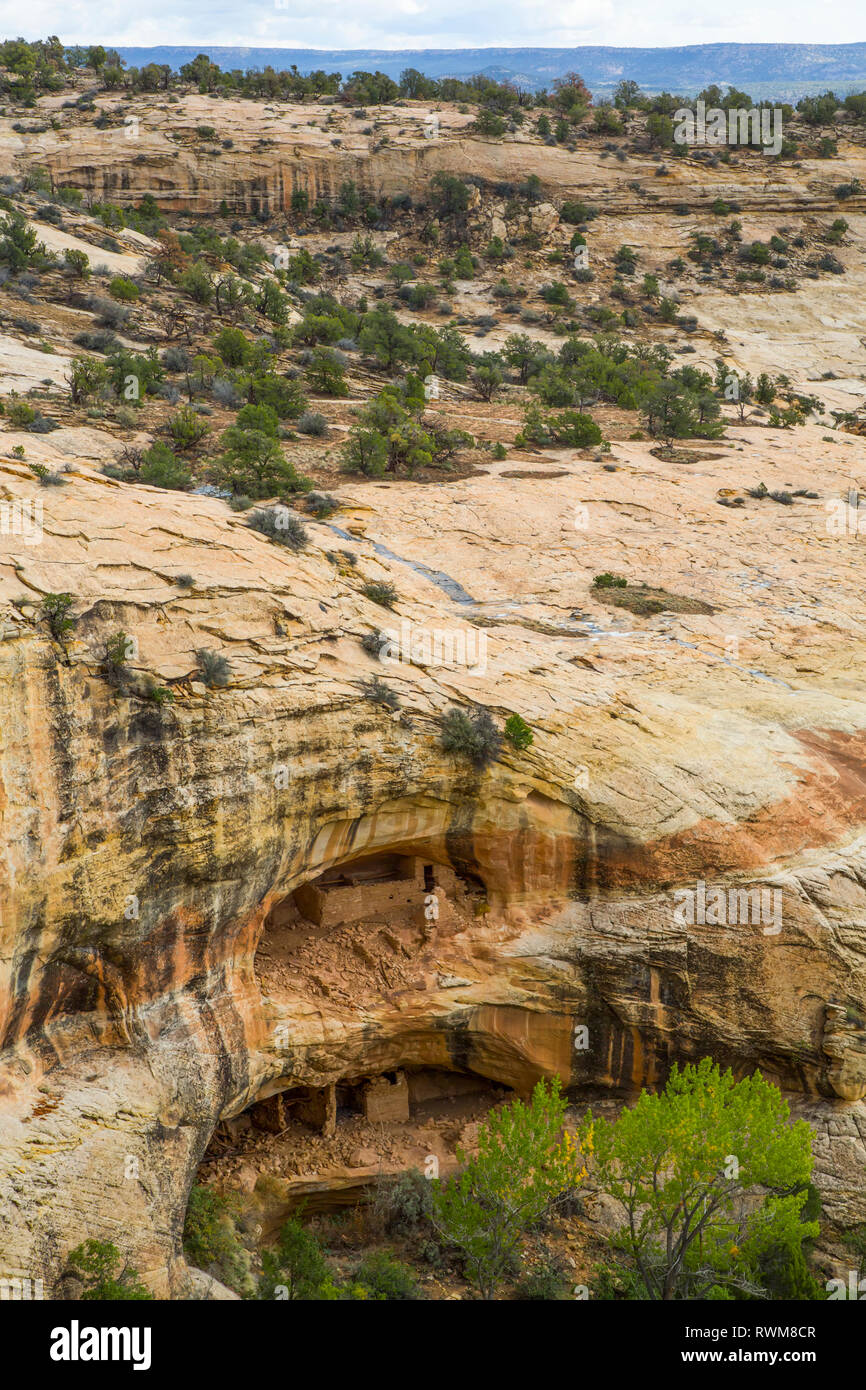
(431, 1077, 586, 1299)
(67, 1240, 153, 1300)
(582, 1059, 818, 1300)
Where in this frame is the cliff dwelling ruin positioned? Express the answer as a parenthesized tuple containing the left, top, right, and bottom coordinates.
(254, 852, 477, 1010)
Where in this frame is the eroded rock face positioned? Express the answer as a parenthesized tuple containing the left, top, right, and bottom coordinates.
(5, 94, 863, 218)
(1, 433, 865, 1293)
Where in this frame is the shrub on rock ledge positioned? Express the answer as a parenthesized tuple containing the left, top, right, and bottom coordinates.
(247, 507, 308, 551)
(440, 707, 502, 769)
(504, 713, 534, 751)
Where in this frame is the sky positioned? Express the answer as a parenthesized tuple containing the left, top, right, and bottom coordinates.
(2, 0, 865, 51)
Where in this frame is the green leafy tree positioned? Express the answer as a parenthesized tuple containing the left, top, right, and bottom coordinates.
(67, 1240, 153, 1300)
(583, 1060, 819, 1301)
(343, 426, 387, 477)
(67, 358, 108, 404)
(64, 248, 90, 279)
(306, 346, 348, 396)
(359, 305, 417, 370)
(429, 172, 471, 223)
(258, 1219, 329, 1300)
(139, 442, 192, 490)
(214, 326, 251, 367)
(212, 426, 309, 498)
(183, 1185, 251, 1293)
(431, 1077, 585, 1299)
(179, 262, 214, 304)
(42, 592, 75, 642)
(0, 211, 42, 271)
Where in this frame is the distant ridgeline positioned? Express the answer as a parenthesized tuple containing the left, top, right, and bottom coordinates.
(111, 43, 866, 98)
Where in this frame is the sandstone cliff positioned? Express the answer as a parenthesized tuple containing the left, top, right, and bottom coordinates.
(1, 416, 866, 1291)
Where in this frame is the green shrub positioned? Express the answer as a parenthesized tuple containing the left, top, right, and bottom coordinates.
(235, 402, 279, 436)
(305, 490, 338, 517)
(6, 400, 35, 428)
(247, 372, 308, 420)
(560, 200, 597, 224)
(439, 707, 502, 769)
(343, 426, 388, 477)
(0, 210, 42, 271)
(258, 1218, 329, 1300)
(298, 410, 328, 436)
(504, 713, 534, 751)
(472, 361, 503, 401)
(182, 1185, 250, 1295)
(306, 346, 348, 396)
(362, 580, 398, 608)
(67, 1240, 153, 1301)
(42, 591, 75, 641)
(363, 675, 400, 711)
(104, 347, 163, 398)
(102, 630, 132, 680)
(548, 410, 602, 447)
(214, 326, 251, 367)
(179, 262, 214, 304)
(593, 572, 627, 589)
(368, 1169, 433, 1235)
(109, 275, 140, 302)
(165, 406, 209, 450)
(247, 507, 308, 550)
(453, 245, 475, 278)
(63, 247, 90, 278)
(196, 649, 232, 689)
(144, 680, 174, 705)
(541, 281, 571, 308)
(211, 427, 310, 498)
(355, 1251, 423, 1300)
(138, 442, 192, 490)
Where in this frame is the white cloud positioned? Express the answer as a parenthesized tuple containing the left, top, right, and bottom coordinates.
(5, 0, 866, 49)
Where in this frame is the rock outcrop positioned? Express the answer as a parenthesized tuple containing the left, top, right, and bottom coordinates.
(6, 94, 865, 218)
(1, 416, 866, 1292)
